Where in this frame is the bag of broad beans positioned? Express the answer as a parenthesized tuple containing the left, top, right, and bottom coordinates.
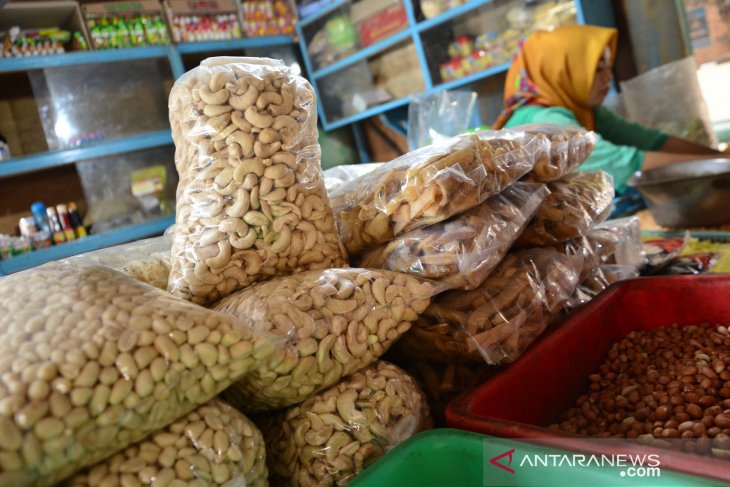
(168, 57, 346, 305)
(0, 262, 278, 486)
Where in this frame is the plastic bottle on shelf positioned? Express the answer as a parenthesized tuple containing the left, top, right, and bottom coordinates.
(46, 207, 66, 245)
(56, 204, 77, 241)
(31, 201, 51, 233)
(67, 202, 88, 238)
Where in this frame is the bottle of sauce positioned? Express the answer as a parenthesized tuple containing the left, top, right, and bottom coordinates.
(46, 207, 66, 245)
(56, 204, 77, 241)
(67, 202, 88, 238)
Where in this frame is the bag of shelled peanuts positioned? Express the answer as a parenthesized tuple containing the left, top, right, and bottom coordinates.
(395, 248, 583, 365)
(260, 361, 431, 487)
(358, 182, 549, 290)
(214, 268, 438, 411)
(64, 399, 267, 487)
(0, 262, 279, 486)
(329, 129, 549, 256)
(168, 57, 347, 305)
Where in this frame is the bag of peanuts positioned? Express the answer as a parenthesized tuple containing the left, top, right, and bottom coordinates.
(64, 398, 267, 487)
(358, 182, 549, 290)
(213, 268, 438, 411)
(260, 361, 431, 487)
(514, 170, 615, 248)
(168, 57, 347, 305)
(0, 262, 280, 486)
(69, 235, 173, 290)
(330, 129, 550, 256)
(518, 124, 597, 183)
(395, 248, 583, 364)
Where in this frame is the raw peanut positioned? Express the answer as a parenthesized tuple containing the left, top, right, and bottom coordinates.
(260, 361, 430, 487)
(64, 399, 267, 487)
(216, 269, 436, 411)
(0, 262, 276, 486)
(168, 58, 347, 305)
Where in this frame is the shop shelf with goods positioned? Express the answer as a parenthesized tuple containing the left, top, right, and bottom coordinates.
(0, 0, 300, 273)
(296, 0, 616, 132)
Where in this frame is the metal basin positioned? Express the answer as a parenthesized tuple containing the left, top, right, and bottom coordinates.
(628, 159, 730, 227)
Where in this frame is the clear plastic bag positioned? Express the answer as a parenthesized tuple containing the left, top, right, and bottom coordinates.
(262, 361, 431, 487)
(0, 262, 278, 486)
(323, 163, 383, 194)
(68, 235, 173, 290)
(515, 170, 615, 247)
(330, 129, 548, 256)
(590, 216, 645, 269)
(565, 264, 639, 310)
(396, 249, 583, 364)
(517, 124, 597, 183)
(213, 269, 438, 411)
(407, 90, 477, 150)
(168, 57, 347, 305)
(64, 399, 267, 487)
(358, 182, 549, 290)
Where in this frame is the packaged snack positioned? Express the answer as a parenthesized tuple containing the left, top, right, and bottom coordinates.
(565, 264, 639, 310)
(518, 124, 597, 183)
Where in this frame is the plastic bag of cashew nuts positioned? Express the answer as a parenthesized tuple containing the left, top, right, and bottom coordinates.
(168, 57, 347, 305)
(0, 261, 280, 486)
(394, 248, 583, 364)
(358, 182, 549, 290)
(68, 235, 173, 290)
(514, 170, 615, 248)
(64, 398, 267, 487)
(330, 129, 550, 256)
(213, 268, 439, 412)
(260, 361, 431, 487)
(518, 124, 597, 183)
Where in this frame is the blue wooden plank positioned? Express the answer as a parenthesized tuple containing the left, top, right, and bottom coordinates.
(313, 30, 412, 79)
(298, 0, 349, 27)
(0, 216, 175, 276)
(0, 130, 173, 178)
(416, 0, 493, 32)
(325, 97, 412, 131)
(0, 46, 170, 73)
(430, 63, 510, 92)
(176, 36, 295, 54)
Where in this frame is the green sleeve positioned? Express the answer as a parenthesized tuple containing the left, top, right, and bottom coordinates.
(594, 106, 669, 151)
(504, 106, 644, 193)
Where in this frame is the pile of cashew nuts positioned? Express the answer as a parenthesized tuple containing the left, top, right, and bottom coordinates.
(213, 269, 436, 411)
(168, 57, 346, 305)
(263, 361, 430, 487)
(0, 263, 276, 486)
(65, 399, 267, 487)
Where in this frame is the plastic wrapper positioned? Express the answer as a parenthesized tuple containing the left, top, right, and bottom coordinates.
(0, 262, 278, 486)
(261, 361, 430, 487)
(515, 170, 615, 247)
(407, 90, 477, 150)
(395, 249, 583, 365)
(214, 269, 438, 411)
(589, 216, 645, 269)
(565, 265, 640, 311)
(68, 235, 173, 290)
(358, 182, 549, 290)
(168, 57, 347, 305)
(323, 163, 383, 194)
(517, 124, 597, 183)
(64, 399, 267, 487)
(330, 129, 548, 256)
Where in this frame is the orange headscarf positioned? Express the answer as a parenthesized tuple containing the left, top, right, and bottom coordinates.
(493, 25, 618, 130)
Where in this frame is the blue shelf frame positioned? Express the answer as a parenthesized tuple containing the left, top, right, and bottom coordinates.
(0, 215, 175, 276)
(297, 0, 609, 131)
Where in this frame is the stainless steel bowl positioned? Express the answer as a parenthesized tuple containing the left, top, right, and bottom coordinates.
(628, 159, 730, 227)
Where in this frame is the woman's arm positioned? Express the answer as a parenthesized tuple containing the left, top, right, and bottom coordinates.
(658, 136, 722, 155)
(643, 150, 728, 170)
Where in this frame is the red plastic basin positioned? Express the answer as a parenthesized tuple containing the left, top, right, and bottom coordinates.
(446, 275, 730, 483)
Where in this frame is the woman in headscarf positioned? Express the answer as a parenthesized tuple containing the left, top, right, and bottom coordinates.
(493, 25, 727, 192)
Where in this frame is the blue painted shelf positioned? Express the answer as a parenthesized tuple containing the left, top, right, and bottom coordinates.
(0, 215, 175, 276)
(176, 36, 295, 53)
(0, 46, 170, 72)
(0, 130, 173, 178)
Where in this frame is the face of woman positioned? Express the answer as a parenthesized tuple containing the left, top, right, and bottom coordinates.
(588, 48, 613, 107)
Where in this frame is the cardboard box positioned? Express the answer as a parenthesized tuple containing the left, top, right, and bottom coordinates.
(354, 0, 407, 48)
(165, 0, 242, 42)
(0, 1, 90, 48)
